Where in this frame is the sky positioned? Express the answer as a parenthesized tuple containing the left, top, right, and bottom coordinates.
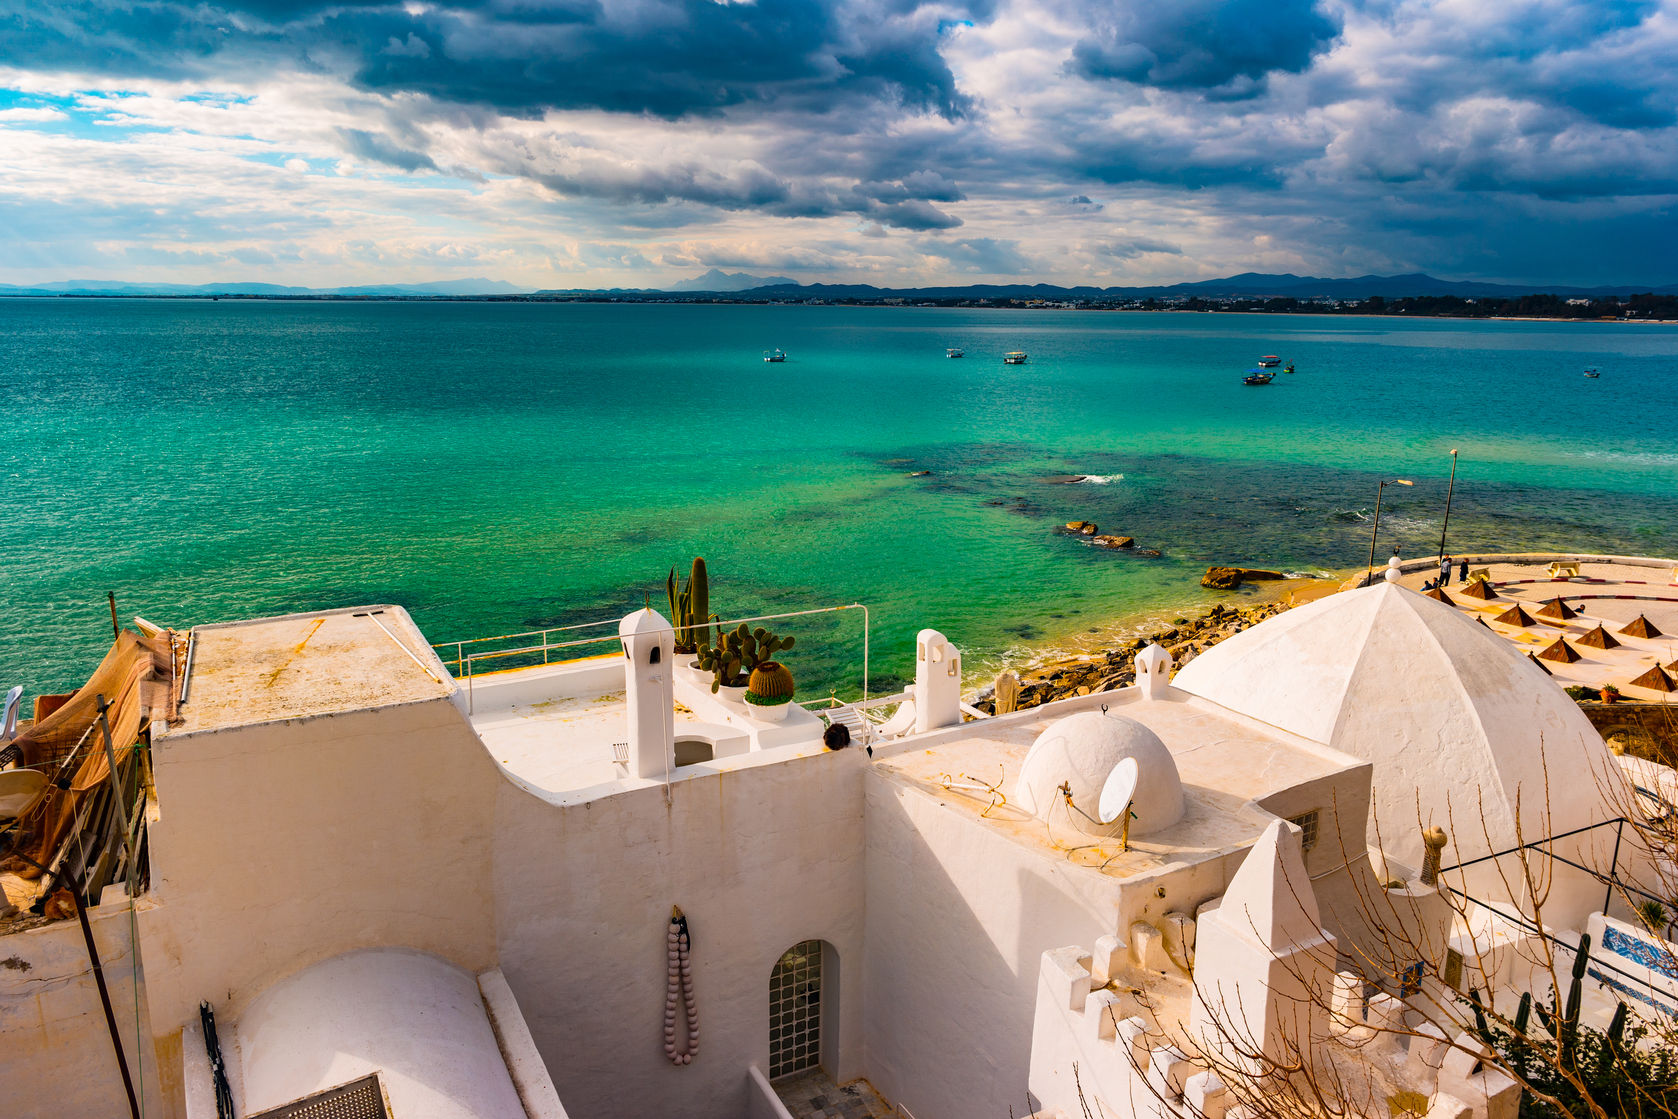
(1, 0, 1676, 289)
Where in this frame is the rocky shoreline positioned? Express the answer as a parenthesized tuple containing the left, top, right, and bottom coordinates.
(970, 578, 1335, 715)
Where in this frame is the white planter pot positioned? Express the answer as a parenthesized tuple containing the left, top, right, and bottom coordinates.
(748, 700, 791, 723)
(716, 683, 748, 705)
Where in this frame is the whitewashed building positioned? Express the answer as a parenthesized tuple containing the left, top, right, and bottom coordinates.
(0, 579, 1667, 1119)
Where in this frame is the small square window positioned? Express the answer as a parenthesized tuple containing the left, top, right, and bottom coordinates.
(1288, 810, 1320, 852)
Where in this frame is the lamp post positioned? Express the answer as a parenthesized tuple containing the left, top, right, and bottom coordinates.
(1436, 449, 1460, 563)
(1366, 478, 1414, 584)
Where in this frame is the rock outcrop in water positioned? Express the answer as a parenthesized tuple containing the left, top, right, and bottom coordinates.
(1201, 566, 1287, 589)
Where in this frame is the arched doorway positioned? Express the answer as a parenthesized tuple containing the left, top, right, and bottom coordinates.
(769, 940, 825, 1079)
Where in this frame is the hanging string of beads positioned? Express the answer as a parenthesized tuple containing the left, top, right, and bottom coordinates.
(665, 905, 699, 1065)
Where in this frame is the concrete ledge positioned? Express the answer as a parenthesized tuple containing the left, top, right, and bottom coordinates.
(480, 968, 570, 1119)
(747, 1064, 798, 1119)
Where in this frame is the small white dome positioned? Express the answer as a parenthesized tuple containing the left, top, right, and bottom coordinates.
(1015, 710, 1186, 837)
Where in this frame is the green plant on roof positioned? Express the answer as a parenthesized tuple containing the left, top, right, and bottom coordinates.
(696, 622, 795, 693)
(666, 557, 710, 654)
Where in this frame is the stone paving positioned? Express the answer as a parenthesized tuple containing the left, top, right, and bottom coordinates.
(774, 1068, 898, 1119)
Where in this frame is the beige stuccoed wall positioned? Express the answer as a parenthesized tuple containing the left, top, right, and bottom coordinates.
(861, 769, 1133, 1119)
(1, 898, 165, 1119)
(491, 745, 869, 1119)
(139, 695, 505, 1054)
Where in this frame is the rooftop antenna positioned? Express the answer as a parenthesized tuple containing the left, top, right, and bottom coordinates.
(1099, 757, 1141, 852)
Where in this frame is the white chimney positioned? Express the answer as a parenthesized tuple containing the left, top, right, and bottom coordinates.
(620, 608, 675, 779)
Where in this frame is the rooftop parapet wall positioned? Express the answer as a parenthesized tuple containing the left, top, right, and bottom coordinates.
(0, 897, 164, 1119)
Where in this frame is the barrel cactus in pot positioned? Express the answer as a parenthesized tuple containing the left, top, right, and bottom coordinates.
(746, 661, 796, 720)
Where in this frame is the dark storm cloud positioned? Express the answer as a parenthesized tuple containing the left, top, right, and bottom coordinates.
(1, 0, 976, 119)
(1068, 0, 1339, 95)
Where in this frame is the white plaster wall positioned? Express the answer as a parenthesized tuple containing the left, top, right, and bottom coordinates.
(492, 745, 868, 1119)
(140, 696, 504, 1039)
(861, 769, 1131, 1119)
(0, 900, 165, 1119)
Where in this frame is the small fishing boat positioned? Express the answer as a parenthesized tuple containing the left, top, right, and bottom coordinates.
(1584, 368, 1599, 378)
(1003, 351, 1028, 365)
(947, 347, 965, 358)
(763, 349, 787, 363)
(1243, 370, 1274, 385)
(1283, 362, 1296, 374)
(1257, 355, 1282, 368)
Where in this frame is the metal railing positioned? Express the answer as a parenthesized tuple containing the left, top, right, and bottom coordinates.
(434, 604, 872, 715)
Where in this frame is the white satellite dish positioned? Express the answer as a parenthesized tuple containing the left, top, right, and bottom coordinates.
(1098, 757, 1140, 825)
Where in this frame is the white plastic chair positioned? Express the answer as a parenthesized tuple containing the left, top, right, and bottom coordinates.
(1, 686, 21, 743)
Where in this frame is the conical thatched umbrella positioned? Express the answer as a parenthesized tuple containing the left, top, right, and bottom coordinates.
(1620, 614, 1663, 639)
(1537, 636, 1582, 663)
(1629, 664, 1678, 692)
(1494, 603, 1537, 627)
(1459, 578, 1498, 600)
(1424, 587, 1456, 606)
(1536, 597, 1577, 621)
(1575, 624, 1621, 650)
(1527, 652, 1553, 676)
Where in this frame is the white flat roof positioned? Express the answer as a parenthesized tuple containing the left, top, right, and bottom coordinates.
(871, 686, 1353, 880)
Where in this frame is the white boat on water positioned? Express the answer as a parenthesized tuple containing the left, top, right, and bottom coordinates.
(763, 349, 787, 362)
(1257, 354, 1282, 368)
(947, 347, 965, 358)
(1003, 351, 1028, 364)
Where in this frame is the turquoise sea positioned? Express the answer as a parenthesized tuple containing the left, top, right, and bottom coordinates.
(4, 299, 1677, 701)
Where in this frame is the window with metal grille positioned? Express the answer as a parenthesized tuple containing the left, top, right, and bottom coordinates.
(769, 940, 822, 1079)
(1289, 810, 1320, 852)
(248, 1074, 389, 1119)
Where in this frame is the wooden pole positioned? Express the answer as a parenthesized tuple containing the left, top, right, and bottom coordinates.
(107, 592, 120, 639)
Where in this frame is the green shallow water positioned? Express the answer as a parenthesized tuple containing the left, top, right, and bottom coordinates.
(3, 299, 1677, 700)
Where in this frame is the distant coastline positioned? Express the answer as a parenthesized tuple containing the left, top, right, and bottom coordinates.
(4, 290, 1675, 323)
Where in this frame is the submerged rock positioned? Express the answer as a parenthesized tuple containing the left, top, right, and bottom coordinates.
(1090, 535, 1135, 549)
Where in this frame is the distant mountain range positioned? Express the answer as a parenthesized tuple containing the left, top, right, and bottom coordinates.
(686, 272, 1678, 300)
(666, 268, 797, 292)
(0, 278, 523, 297)
(5, 271, 1675, 301)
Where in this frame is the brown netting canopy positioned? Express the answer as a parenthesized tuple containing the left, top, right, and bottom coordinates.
(5, 630, 173, 879)
(1459, 578, 1498, 600)
(1424, 587, 1457, 606)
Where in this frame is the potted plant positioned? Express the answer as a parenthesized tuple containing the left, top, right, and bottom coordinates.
(666, 558, 710, 685)
(696, 623, 795, 704)
(1601, 683, 1622, 704)
(746, 661, 796, 722)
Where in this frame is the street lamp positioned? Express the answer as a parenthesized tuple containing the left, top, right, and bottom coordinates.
(1366, 478, 1415, 584)
(1436, 449, 1460, 563)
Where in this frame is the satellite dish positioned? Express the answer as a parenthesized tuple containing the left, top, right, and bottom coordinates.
(1098, 757, 1140, 825)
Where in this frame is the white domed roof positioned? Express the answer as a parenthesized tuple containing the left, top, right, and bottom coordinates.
(1015, 710, 1185, 837)
(1173, 581, 1621, 876)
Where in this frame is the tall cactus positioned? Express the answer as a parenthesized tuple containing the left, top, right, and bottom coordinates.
(666, 557, 710, 653)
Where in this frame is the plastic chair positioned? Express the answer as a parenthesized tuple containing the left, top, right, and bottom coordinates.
(1, 686, 20, 742)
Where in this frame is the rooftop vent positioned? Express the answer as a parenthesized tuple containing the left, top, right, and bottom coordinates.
(249, 1075, 389, 1119)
